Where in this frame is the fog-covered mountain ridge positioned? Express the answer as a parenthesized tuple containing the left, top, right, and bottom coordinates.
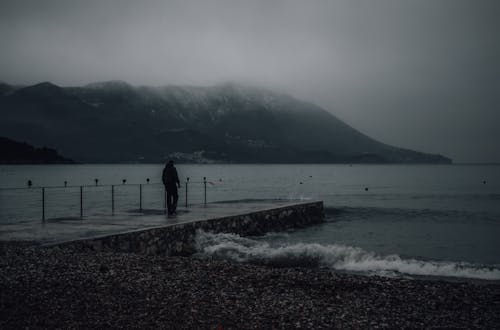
(0, 81, 451, 163)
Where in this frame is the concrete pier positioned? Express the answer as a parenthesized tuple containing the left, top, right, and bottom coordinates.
(0, 200, 324, 255)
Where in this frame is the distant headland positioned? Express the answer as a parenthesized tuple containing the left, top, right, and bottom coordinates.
(0, 137, 74, 164)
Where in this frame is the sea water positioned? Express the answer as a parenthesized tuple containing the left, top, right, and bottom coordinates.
(1, 164, 499, 280)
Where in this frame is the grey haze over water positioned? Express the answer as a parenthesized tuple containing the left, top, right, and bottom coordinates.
(1, 0, 499, 162)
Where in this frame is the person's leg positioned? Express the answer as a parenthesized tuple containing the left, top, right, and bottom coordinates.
(172, 189, 179, 213)
(166, 190, 173, 214)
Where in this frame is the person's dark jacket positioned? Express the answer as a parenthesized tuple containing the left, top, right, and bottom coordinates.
(162, 165, 180, 190)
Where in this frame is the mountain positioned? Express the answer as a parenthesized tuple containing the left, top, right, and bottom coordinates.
(0, 82, 17, 96)
(0, 137, 74, 164)
(0, 81, 451, 163)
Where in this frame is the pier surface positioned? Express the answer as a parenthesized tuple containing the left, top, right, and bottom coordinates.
(0, 200, 323, 246)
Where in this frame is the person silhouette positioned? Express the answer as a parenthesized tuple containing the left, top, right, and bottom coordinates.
(162, 160, 180, 215)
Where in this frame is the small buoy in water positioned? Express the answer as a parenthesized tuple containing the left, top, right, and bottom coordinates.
(364, 187, 369, 191)
(483, 180, 486, 184)
(309, 175, 312, 178)
(27, 180, 32, 188)
(300, 182, 303, 185)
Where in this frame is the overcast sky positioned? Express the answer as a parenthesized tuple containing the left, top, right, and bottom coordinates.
(1, 0, 499, 162)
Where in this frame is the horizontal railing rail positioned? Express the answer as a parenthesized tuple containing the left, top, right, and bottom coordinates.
(0, 183, 161, 191)
(0, 177, 214, 222)
(0, 182, 212, 191)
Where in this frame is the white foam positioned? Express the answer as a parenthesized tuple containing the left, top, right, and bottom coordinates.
(195, 230, 500, 280)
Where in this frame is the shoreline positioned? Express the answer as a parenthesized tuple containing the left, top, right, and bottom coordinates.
(1, 241, 499, 328)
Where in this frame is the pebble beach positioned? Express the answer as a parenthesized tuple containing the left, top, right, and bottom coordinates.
(1, 241, 499, 329)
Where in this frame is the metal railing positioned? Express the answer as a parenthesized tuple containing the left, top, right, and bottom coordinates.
(0, 176, 211, 222)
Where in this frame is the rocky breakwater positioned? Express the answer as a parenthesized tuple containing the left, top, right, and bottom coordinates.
(55, 201, 324, 256)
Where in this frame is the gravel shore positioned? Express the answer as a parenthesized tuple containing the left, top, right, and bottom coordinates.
(1, 241, 499, 329)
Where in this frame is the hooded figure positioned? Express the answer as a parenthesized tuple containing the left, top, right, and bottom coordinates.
(162, 160, 180, 215)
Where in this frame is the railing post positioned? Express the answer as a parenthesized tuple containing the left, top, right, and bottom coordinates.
(139, 184, 142, 212)
(80, 186, 83, 219)
(185, 177, 189, 207)
(203, 177, 207, 206)
(111, 185, 115, 215)
(42, 187, 45, 222)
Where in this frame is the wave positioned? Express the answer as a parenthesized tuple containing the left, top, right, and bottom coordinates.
(194, 230, 500, 280)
